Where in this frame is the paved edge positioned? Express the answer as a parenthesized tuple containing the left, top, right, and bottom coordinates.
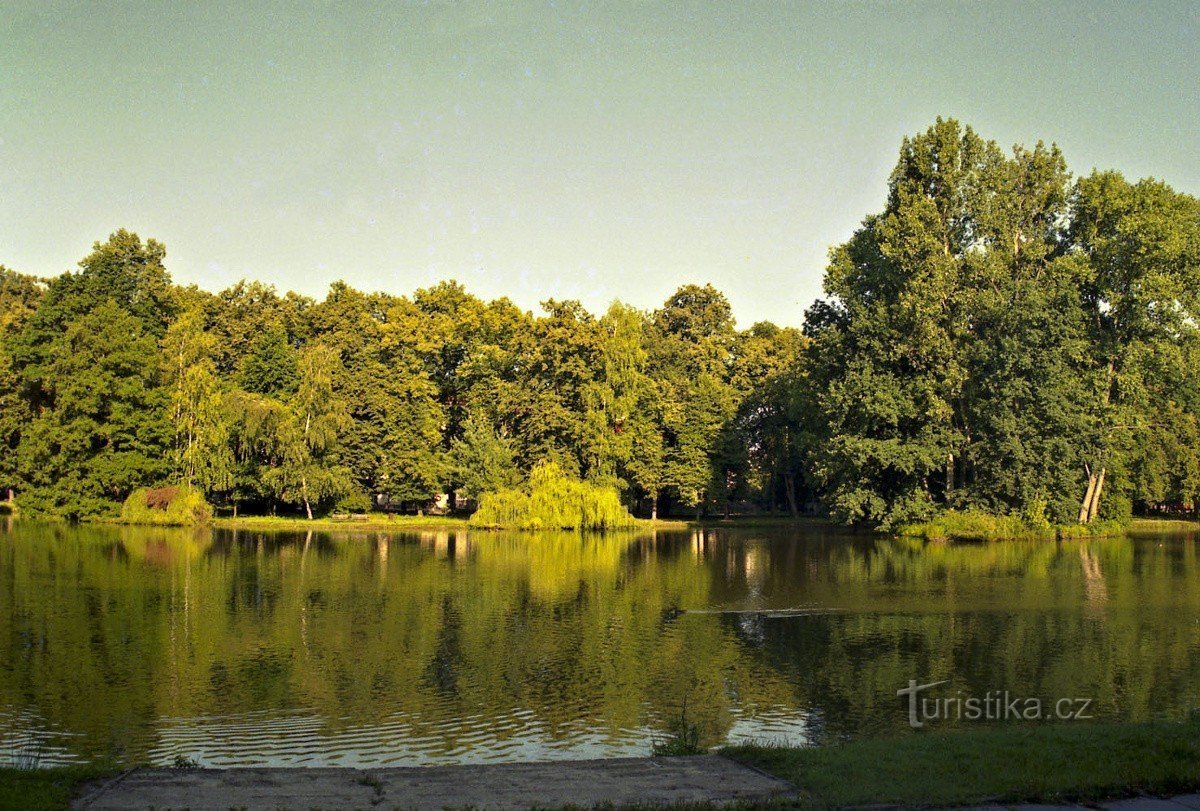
(71, 755, 801, 810)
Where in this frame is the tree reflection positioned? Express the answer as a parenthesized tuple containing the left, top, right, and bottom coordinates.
(0, 522, 1197, 765)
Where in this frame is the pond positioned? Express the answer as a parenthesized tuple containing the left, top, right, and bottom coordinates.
(1, 520, 1198, 767)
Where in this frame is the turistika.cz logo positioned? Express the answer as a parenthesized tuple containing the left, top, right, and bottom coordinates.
(897, 680, 1094, 729)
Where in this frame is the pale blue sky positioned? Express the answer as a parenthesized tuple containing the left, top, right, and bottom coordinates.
(2, 1, 1197, 326)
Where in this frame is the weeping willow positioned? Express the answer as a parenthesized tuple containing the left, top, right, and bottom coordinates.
(469, 462, 638, 531)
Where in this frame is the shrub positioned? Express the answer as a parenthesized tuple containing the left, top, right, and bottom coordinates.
(1099, 493, 1133, 524)
(898, 509, 1053, 541)
(120, 485, 213, 526)
(899, 507, 1131, 541)
(469, 462, 638, 531)
(334, 487, 373, 514)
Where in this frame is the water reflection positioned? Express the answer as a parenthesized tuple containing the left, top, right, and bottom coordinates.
(0, 522, 1198, 766)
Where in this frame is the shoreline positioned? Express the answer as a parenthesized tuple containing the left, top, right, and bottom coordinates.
(7, 716, 1199, 809)
(210, 514, 696, 532)
(8, 513, 1196, 538)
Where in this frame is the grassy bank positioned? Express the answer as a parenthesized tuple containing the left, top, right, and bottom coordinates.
(898, 509, 1127, 542)
(1129, 517, 1200, 533)
(211, 514, 692, 533)
(213, 514, 471, 532)
(725, 716, 1200, 808)
(0, 764, 118, 811)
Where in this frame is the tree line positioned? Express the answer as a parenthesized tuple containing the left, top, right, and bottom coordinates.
(0, 233, 804, 520)
(1, 117, 1197, 528)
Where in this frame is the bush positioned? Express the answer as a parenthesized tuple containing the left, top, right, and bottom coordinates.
(900, 507, 1131, 541)
(469, 462, 638, 531)
(334, 487, 373, 514)
(1099, 492, 1133, 524)
(120, 485, 213, 526)
(899, 509, 1056, 541)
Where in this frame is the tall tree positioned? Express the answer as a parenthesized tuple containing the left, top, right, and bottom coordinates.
(162, 306, 234, 494)
(650, 285, 739, 517)
(582, 302, 651, 491)
(0, 269, 44, 499)
(15, 301, 170, 517)
(264, 344, 353, 519)
(1070, 172, 1200, 522)
(805, 120, 1032, 526)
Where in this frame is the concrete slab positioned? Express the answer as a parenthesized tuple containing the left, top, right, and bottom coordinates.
(73, 755, 797, 810)
(1101, 800, 1199, 811)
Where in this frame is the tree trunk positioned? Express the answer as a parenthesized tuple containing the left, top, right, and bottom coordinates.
(946, 454, 954, 500)
(783, 473, 799, 518)
(1088, 467, 1106, 522)
(233, 502, 238, 519)
(650, 491, 658, 521)
(1079, 471, 1098, 524)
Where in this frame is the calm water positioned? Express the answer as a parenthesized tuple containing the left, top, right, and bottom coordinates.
(1, 519, 1199, 767)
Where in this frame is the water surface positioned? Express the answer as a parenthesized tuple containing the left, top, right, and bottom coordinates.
(1, 520, 1198, 766)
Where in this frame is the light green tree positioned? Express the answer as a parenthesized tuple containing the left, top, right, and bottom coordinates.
(263, 343, 352, 519)
(163, 307, 234, 494)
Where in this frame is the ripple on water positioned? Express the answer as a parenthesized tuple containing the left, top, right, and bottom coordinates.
(144, 707, 659, 767)
(0, 708, 86, 768)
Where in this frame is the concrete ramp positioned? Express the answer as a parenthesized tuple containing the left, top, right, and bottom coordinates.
(73, 755, 797, 810)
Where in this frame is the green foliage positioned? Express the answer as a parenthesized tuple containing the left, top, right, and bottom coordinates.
(448, 419, 521, 500)
(237, 321, 298, 395)
(0, 268, 44, 493)
(899, 509, 1055, 541)
(163, 306, 234, 495)
(899, 508, 1128, 542)
(5, 126, 1196, 530)
(651, 716, 703, 756)
(15, 300, 171, 519)
(313, 286, 446, 504)
(120, 485, 212, 526)
(333, 487, 373, 513)
(470, 462, 638, 530)
(805, 118, 1200, 529)
(263, 343, 353, 518)
(0, 764, 119, 811)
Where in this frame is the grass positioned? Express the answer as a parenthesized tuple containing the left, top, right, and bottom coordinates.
(213, 513, 471, 532)
(6, 718, 1200, 809)
(1129, 516, 1200, 533)
(725, 716, 1200, 808)
(0, 765, 118, 811)
(691, 515, 835, 530)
